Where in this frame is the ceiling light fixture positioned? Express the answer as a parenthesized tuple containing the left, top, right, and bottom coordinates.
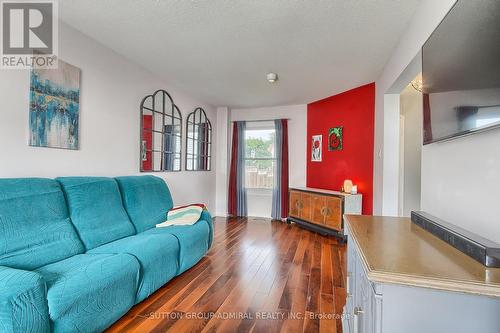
(267, 72, 278, 83)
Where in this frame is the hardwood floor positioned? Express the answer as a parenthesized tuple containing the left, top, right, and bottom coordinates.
(106, 217, 347, 333)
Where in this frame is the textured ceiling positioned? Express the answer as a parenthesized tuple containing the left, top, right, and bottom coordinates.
(59, 0, 420, 108)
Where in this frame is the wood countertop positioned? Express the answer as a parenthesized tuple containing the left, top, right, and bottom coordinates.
(290, 187, 361, 197)
(345, 215, 500, 297)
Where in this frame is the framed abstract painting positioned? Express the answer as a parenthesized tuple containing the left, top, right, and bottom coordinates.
(328, 126, 343, 151)
(311, 135, 322, 162)
(29, 59, 81, 150)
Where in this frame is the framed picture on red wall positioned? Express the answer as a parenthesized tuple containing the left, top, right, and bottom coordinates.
(311, 135, 322, 162)
(328, 126, 343, 151)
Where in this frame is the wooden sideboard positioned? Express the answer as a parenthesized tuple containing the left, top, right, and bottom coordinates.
(288, 187, 362, 238)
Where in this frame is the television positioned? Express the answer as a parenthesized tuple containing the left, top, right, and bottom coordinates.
(422, 0, 500, 144)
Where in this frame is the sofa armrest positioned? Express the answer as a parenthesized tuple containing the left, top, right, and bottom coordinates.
(199, 210, 214, 248)
(0, 266, 50, 333)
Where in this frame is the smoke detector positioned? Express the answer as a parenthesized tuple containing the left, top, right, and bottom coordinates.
(267, 72, 278, 83)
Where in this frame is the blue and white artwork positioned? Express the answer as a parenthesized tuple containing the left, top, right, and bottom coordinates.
(29, 60, 81, 149)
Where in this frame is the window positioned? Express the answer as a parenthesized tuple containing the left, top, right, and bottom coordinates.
(244, 124, 275, 189)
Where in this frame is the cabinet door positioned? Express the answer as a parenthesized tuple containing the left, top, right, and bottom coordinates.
(299, 192, 312, 221)
(289, 190, 301, 218)
(311, 194, 326, 225)
(356, 255, 375, 333)
(346, 235, 357, 333)
(324, 196, 342, 230)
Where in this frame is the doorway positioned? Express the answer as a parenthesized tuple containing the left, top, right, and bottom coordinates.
(398, 74, 423, 217)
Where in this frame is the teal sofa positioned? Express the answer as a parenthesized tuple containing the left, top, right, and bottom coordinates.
(0, 176, 213, 333)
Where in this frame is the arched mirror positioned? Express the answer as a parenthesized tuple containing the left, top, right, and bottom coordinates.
(140, 89, 182, 172)
(186, 107, 212, 171)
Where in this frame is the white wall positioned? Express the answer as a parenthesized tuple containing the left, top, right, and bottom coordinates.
(381, 93, 401, 215)
(399, 84, 422, 217)
(373, 0, 457, 215)
(226, 104, 307, 218)
(215, 107, 229, 216)
(0, 23, 217, 210)
(421, 129, 500, 243)
(421, 88, 500, 243)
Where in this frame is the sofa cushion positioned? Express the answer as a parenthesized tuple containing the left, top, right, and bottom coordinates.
(115, 176, 173, 233)
(142, 220, 210, 274)
(57, 177, 136, 250)
(0, 266, 50, 333)
(35, 253, 140, 333)
(0, 178, 84, 270)
(88, 233, 180, 303)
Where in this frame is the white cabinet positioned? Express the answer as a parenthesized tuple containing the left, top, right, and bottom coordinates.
(344, 222, 500, 333)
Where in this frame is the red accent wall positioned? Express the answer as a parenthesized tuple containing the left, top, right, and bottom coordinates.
(307, 83, 375, 214)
